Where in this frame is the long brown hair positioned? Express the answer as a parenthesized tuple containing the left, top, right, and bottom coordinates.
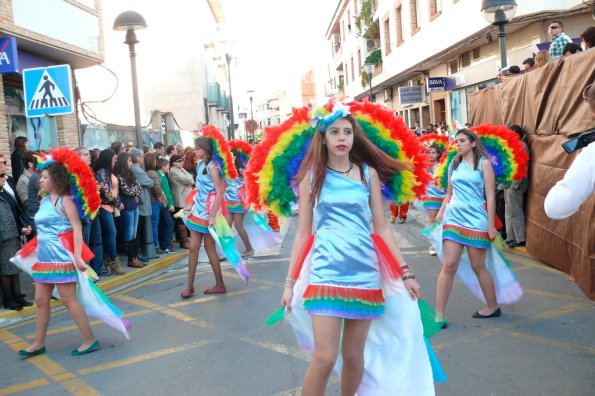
(144, 153, 157, 172)
(195, 137, 213, 175)
(452, 129, 488, 171)
(295, 114, 412, 202)
(183, 150, 196, 172)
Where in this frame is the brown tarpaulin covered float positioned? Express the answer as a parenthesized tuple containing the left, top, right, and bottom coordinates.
(468, 50, 595, 300)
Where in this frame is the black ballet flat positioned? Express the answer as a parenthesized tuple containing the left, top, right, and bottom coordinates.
(472, 307, 501, 319)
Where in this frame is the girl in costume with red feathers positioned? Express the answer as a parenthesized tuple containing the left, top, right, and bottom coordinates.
(181, 136, 227, 297)
(280, 106, 435, 395)
(19, 160, 99, 357)
(434, 129, 500, 323)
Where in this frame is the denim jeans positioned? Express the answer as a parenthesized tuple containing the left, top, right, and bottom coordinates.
(158, 206, 174, 250)
(122, 207, 139, 241)
(151, 202, 162, 248)
(89, 216, 103, 273)
(99, 208, 117, 261)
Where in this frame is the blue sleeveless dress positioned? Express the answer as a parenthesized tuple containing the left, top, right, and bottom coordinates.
(303, 164, 384, 319)
(443, 158, 490, 249)
(185, 161, 216, 234)
(224, 176, 245, 214)
(423, 164, 446, 210)
(31, 196, 78, 283)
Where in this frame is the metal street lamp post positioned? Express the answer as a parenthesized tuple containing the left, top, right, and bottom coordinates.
(363, 63, 375, 102)
(481, 0, 517, 73)
(225, 53, 235, 140)
(113, 11, 147, 148)
(247, 90, 254, 119)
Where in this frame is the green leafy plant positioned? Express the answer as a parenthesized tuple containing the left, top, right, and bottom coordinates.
(361, 49, 382, 87)
(354, 0, 378, 38)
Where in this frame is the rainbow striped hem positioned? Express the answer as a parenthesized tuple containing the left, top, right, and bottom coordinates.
(32, 262, 78, 284)
(185, 214, 209, 234)
(423, 197, 444, 210)
(225, 201, 245, 214)
(443, 224, 490, 249)
(303, 284, 385, 319)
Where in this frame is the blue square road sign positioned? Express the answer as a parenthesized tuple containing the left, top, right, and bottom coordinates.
(23, 64, 74, 118)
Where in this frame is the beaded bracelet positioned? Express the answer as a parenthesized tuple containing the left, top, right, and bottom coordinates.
(285, 277, 295, 284)
(402, 273, 416, 281)
(401, 264, 410, 271)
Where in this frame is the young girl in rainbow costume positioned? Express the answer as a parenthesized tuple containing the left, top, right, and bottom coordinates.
(247, 100, 443, 395)
(182, 126, 249, 297)
(14, 148, 129, 358)
(224, 140, 254, 257)
(428, 125, 526, 325)
(419, 133, 448, 255)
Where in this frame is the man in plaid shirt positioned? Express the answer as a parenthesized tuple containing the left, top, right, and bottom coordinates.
(548, 20, 572, 58)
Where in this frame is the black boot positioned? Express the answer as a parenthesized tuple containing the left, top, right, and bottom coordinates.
(126, 240, 143, 268)
(1, 275, 23, 310)
(12, 275, 32, 306)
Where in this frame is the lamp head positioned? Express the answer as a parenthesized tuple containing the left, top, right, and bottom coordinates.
(363, 63, 375, 76)
(113, 11, 147, 31)
(481, 0, 517, 25)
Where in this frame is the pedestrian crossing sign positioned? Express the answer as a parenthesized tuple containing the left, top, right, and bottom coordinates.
(23, 64, 74, 118)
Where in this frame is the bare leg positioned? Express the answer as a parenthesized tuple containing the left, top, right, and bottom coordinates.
(435, 240, 465, 318)
(25, 283, 54, 351)
(56, 283, 96, 350)
(203, 233, 225, 289)
(185, 230, 204, 292)
(233, 213, 253, 253)
(467, 247, 499, 314)
(340, 319, 372, 396)
(224, 213, 233, 227)
(302, 316, 341, 396)
(427, 209, 438, 226)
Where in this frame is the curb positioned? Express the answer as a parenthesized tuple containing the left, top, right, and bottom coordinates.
(0, 252, 188, 321)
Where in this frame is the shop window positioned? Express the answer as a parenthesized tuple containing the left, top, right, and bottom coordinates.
(4, 84, 58, 151)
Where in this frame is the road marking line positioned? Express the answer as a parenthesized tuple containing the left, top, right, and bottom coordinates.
(523, 288, 585, 302)
(239, 336, 311, 362)
(272, 377, 340, 396)
(505, 329, 595, 355)
(509, 302, 592, 327)
(169, 285, 269, 308)
(433, 328, 503, 352)
(0, 330, 99, 394)
(25, 309, 152, 339)
(503, 255, 566, 275)
(113, 294, 215, 329)
(77, 339, 221, 376)
(0, 379, 49, 395)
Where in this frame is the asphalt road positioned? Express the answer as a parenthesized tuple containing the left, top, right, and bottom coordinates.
(1, 209, 593, 395)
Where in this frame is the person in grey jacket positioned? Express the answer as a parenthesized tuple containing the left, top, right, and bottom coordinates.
(130, 148, 155, 260)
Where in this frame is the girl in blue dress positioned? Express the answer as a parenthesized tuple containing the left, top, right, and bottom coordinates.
(281, 114, 432, 395)
(435, 129, 500, 322)
(423, 144, 446, 255)
(19, 163, 99, 357)
(224, 151, 254, 257)
(182, 137, 226, 297)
